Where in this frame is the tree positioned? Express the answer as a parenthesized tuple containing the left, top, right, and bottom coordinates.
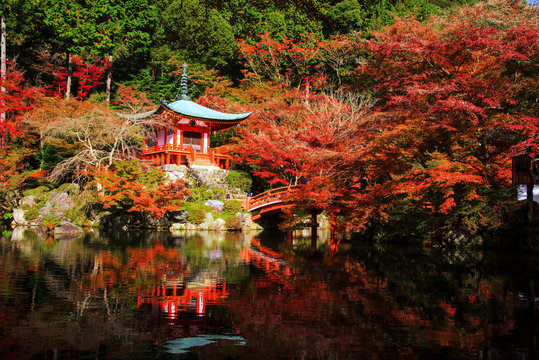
(41, 0, 160, 99)
(89, 159, 190, 219)
(23, 97, 168, 181)
(228, 0, 538, 237)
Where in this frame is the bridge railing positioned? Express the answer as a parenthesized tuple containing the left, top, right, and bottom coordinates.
(245, 185, 298, 211)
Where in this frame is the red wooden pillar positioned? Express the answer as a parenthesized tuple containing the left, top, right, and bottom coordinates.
(179, 130, 183, 149)
(226, 158, 230, 170)
(173, 127, 177, 149)
(166, 152, 170, 164)
(142, 137, 146, 152)
(160, 153, 164, 165)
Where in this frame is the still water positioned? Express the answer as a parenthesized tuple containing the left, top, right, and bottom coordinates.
(0, 227, 537, 360)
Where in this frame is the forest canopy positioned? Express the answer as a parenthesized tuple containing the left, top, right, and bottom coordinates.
(0, 0, 537, 240)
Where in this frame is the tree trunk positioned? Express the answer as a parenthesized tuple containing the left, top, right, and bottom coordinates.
(1, 15, 6, 123)
(106, 54, 112, 102)
(66, 52, 72, 100)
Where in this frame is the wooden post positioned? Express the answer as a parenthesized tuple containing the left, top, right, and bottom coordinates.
(142, 137, 146, 153)
(179, 130, 183, 149)
(166, 152, 170, 165)
(173, 127, 177, 149)
(226, 158, 230, 170)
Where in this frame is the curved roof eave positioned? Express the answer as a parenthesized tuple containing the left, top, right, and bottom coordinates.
(162, 99, 252, 122)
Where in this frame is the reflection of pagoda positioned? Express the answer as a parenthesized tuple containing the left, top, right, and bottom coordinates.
(139, 64, 252, 169)
(137, 280, 234, 340)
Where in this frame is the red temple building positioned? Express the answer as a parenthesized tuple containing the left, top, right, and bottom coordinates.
(140, 64, 252, 169)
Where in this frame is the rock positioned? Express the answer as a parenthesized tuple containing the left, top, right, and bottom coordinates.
(170, 223, 185, 231)
(236, 212, 252, 227)
(205, 200, 224, 213)
(168, 210, 187, 223)
(162, 164, 179, 172)
(20, 196, 37, 208)
(54, 221, 84, 237)
(214, 217, 226, 230)
(39, 192, 74, 218)
(12, 209, 27, 226)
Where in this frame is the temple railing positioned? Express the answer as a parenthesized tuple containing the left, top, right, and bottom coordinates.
(141, 144, 232, 168)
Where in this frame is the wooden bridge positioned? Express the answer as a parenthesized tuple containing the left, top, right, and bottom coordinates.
(245, 185, 298, 221)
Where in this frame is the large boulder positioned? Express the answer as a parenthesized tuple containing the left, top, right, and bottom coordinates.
(205, 200, 224, 213)
(213, 218, 226, 230)
(19, 196, 37, 209)
(12, 209, 27, 226)
(39, 192, 74, 219)
(168, 210, 187, 223)
(54, 221, 84, 238)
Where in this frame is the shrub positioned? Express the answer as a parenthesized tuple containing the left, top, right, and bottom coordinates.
(187, 209, 206, 225)
(223, 200, 243, 214)
(24, 208, 40, 221)
(42, 216, 61, 231)
(208, 187, 226, 200)
(226, 170, 252, 192)
(225, 216, 243, 231)
(189, 187, 226, 202)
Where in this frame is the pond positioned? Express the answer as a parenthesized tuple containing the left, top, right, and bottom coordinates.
(0, 228, 537, 359)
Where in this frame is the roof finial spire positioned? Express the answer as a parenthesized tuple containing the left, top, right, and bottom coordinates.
(179, 63, 190, 101)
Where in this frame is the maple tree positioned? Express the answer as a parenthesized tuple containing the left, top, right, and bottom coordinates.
(37, 52, 110, 100)
(0, 63, 41, 140)
(224, 0, 538, 237)
(89, 159, 190, 219)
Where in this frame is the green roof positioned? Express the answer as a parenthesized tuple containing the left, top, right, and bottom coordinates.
(162, 99, 252, 121)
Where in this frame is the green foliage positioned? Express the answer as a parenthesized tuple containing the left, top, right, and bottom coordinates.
(42, 216, 61, 231)
(188, 186, 226, 202)
(159, 0, 236, 70)
(23, 186, 52, 202)
(225, 216, 242, 230)
(114, 159, 167, 186)
(64, 208, 84, 227)
(226, 170, 252, 192)
(24, 208, 40, 221)
(327, 0, 366, 34)
(183, 202, 211, 225)
(187, 209, 206, 225)
(57, 183, 80, 196)
(3, 213, 13, 220)
(223, 200, 243, 215)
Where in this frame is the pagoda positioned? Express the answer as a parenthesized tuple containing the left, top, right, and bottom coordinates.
(140, 64, 252, 169)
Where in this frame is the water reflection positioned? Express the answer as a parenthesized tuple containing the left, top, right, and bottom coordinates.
(0, 227, 537, 359)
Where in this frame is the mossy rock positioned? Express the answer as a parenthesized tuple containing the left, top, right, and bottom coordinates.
(57, 183, 80, 196)
(24, 208, 40, 222)
(23, 186, 51, 202)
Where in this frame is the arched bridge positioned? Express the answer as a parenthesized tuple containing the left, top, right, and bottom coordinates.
(245, 186, 298, 221)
